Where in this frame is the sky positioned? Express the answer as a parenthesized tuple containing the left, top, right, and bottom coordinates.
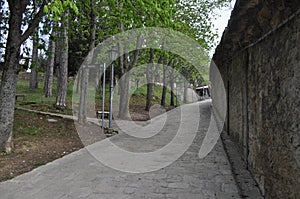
(210, 0, 236, 56)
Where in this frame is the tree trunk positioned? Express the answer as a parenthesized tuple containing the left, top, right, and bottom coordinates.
(0, 1, 23, 152)
(145, 48, 154, 111)
(161, 58, 172, 107)
(78, 0, 96, 123)
(44, 24, 56, 98)
(78, 67, 89, 123)
(169, 65, 175, 106)
(0, 0, 51, 152)
(44, 59, 49, 92)
(118, 72, 131, 119)
(161, 61, 167, 107)
(0, 66, 18, 153)
(118, 35, 143, 119)
(56, 12, 68, 109)
(29, 30, 39, 91)
(134, 78, 139, 90)
(75, 69, 81, 94)
(184, 79, 188, 103)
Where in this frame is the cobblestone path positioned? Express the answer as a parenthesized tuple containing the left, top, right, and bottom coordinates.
(0, 100, 241, 199)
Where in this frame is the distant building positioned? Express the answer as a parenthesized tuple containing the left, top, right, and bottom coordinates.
(196, 85, 210, 100)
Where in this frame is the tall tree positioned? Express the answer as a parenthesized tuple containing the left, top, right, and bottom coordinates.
(169, 61, 176, 106)
(29, 29, 39, 91)
(0, 0, 77, 152)
(29, 1, 40, 91)
(0, 1, 47, 152)
(118, 34, 144, 119)
(56, 11, 69, 109)
(145, 51, 163, 111)
(78, 0, 97, 123)
(145, 48, 154, 111)
(161, 56, 174, 107)
(44, 22, 57, 98)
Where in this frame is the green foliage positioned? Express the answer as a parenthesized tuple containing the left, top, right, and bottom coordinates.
(34, 161, 46, 167)
(44, 0, 78, 21)
(175, 0, 231, 49)
(66, 0, 231, 84)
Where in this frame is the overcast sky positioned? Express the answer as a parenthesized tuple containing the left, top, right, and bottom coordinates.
(210, 0, 236, 56)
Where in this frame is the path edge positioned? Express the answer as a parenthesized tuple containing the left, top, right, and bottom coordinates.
(220, 131, 264, 198)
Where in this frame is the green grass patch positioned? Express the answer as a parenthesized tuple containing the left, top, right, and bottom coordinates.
(14, 126, 42, 136)
(16, 78, 75, 114)
(132, 84, 174, 106)
(16, 76, 177, 116)
(34, 161, 46, 167)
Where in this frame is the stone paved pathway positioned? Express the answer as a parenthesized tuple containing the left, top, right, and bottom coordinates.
(1, 101, 241, 198)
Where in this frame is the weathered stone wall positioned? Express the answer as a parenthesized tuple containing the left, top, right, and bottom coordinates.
(209, 61, 227, 124)
(227, 53, 247, 156)
(223, 12, 300, 199)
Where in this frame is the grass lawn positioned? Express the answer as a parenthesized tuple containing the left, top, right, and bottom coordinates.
(16, 78, 178, 116)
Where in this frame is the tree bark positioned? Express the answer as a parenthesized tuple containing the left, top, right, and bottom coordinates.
(161, 58, 172, 107)
(75, 69, 81, 94)
(0, 1, 27, 152)
(56, 12, 69, 109)
(0, 65, 18, 153)
(118, 72, 131, 119)
(78, 67, 88, 123)
(0, 1, 58, 152)
(29, 2, 40, 91)
(184, 79, 188, 103)
(44, 26, 56, 98)
(169, 64, 175, 106)
(29, 30, 39, 91)
(161, 60, 167, 107)
(145, 48, 154, 111)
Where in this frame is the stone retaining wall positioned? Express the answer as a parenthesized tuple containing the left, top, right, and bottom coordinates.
(225, 11, 299, 199)
(212, 1, 300, 198)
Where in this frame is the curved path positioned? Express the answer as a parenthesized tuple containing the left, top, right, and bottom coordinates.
(1, 101, 241, 199)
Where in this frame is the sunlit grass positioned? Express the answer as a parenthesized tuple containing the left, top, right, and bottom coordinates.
(16, 76, 177, 116)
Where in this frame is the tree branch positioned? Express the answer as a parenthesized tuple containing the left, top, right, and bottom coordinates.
(20, 1, 48, 44)
(130, 34, 144, 69)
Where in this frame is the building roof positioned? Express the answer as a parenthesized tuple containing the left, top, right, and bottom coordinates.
(196, 86, 209, 90)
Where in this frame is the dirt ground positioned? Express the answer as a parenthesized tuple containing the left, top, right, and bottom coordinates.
(0, 110, 84, 182)
(0, 103, 175, 182)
